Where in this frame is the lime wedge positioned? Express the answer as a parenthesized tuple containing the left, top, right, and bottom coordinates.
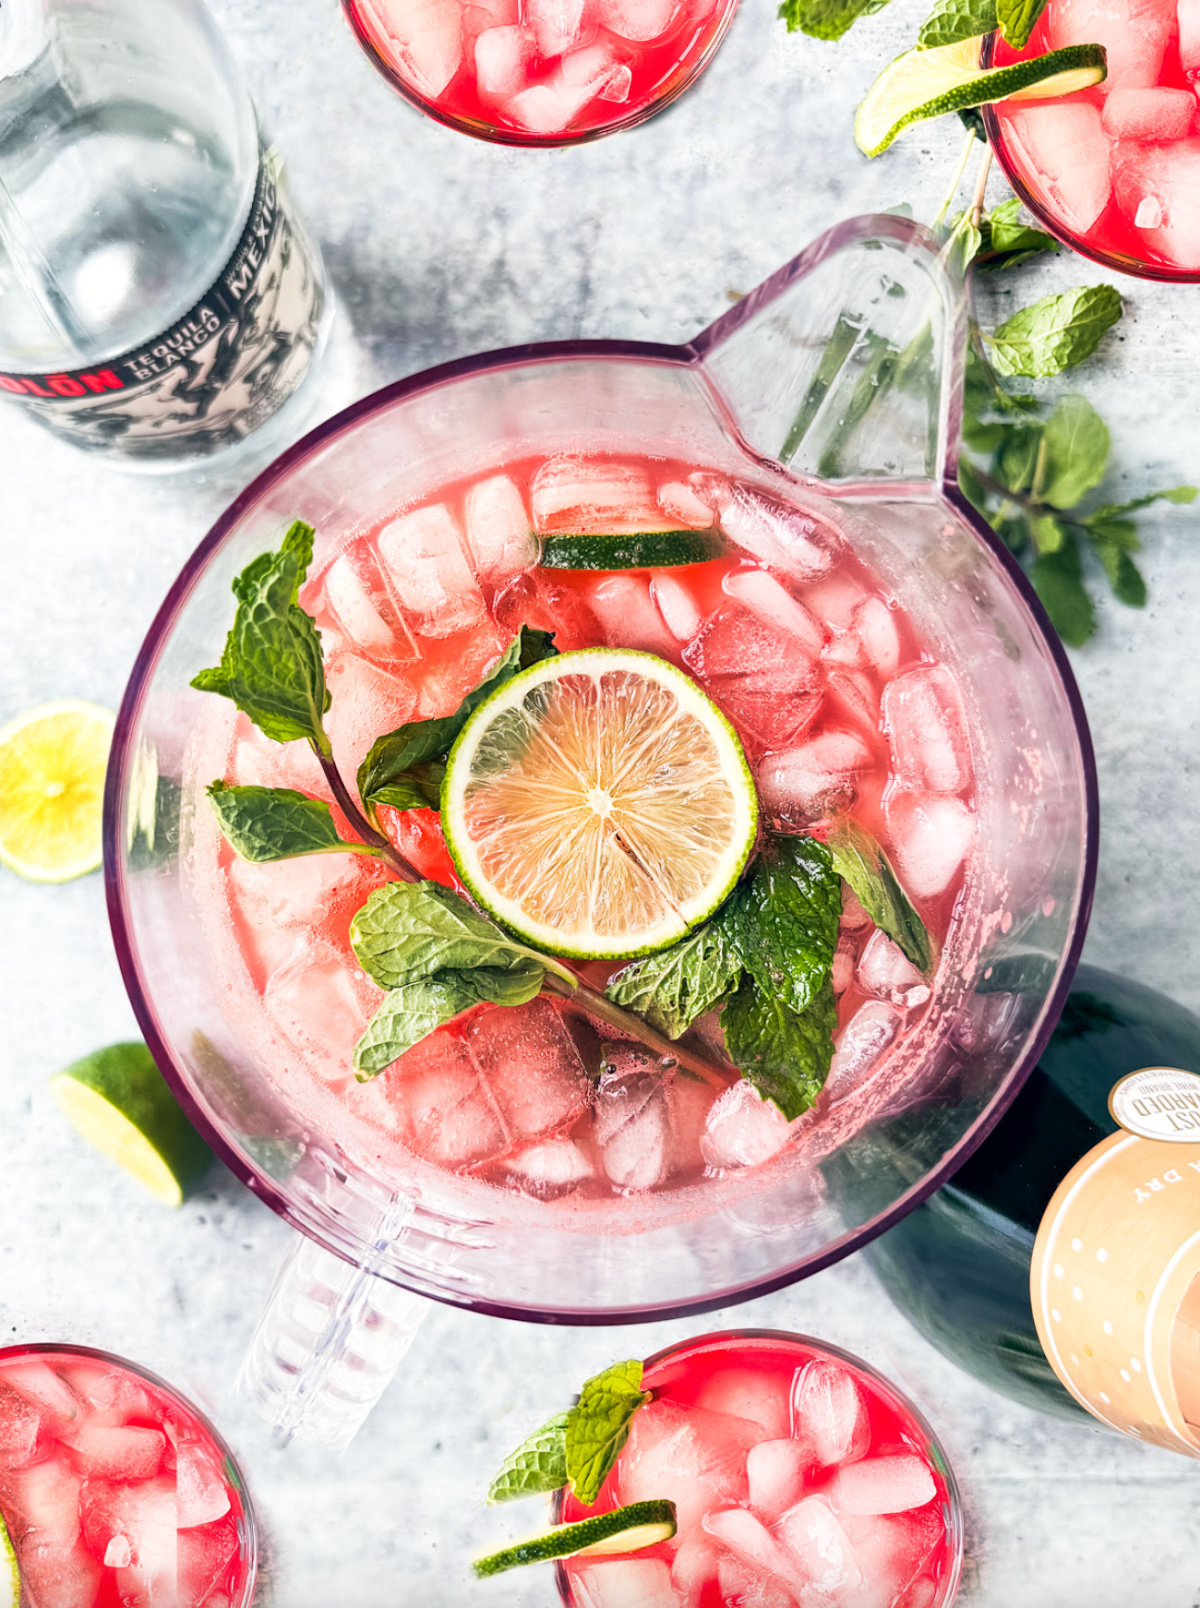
(472, 1500, 677, 1577)
(0, 1512, 17, 1608)
(855, 39, 1106, 156)
(540, 531, 725, 570)
(442, 648, 757, 961)
(50, 1042, 212, 1206)
(0, 700, 114, 882)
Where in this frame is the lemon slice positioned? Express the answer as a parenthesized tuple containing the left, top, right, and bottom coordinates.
(443, 648, 757, 961)
(472, 1500, 677, 1577)
(0, 1513, 17, 1608)
(0, 700, 114, 882)
(856, 39, 1107, 156)
(51, 1042, 212, 1207)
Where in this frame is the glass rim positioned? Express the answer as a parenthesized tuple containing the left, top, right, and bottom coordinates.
(338, 0, 740, 147)
(0, 1341, 259, 1608)
(102, 223, 1100, 1325)
(552, 1325, 966, 1607)
(980, 33, 1200, 284)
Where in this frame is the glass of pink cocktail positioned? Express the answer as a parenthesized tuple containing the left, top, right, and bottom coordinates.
(342, 0, 738, 143)
(556, 1332, 961, 1608)
(985, 0, 1200, 278)
(0, 1345, 255, 1608)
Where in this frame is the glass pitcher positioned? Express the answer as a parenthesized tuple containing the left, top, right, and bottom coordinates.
(103, 213, 1098, 1450)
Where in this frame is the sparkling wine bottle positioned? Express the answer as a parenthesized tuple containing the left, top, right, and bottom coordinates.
(0, 0, 327, 468)
(866, 964, 1200, 1453)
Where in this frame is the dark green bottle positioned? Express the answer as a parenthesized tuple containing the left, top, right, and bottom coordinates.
(864, 964, 1200, 1418)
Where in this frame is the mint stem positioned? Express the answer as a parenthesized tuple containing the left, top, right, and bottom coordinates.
(312, 744, 421, 881)
(543, 974, 733, 1090)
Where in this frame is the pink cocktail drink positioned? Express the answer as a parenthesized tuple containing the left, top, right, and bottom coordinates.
(557, 1331, 961, 1608)
(189, 450, 979, 1231)
(987, 0, 1200, 277)
(344, 0, 738, 142)
(0, 1346, 255, 1608)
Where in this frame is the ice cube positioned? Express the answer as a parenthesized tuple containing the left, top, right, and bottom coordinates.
(176, 1438, 232, 1527)
(462, 0, 519, 28)
(826, 1001, 902, 1104)
(671, 1537, 720, 1608)
(229, 852, 388, 981)
(573, 1558, 681, 1608)
(885, 792, 975, 900)
(746, 1438, 813, 1522)
(716, 1551, 792, 1608)
(0, 1457, 81, 1547)
(852, 597, 902, 679)
(79, 1476, 176, 1588)
(0, 1382, 40, 1466)
(507, 1137, 594, 1196)
(723, 569, 826, 658)
(68, 1424, 165, 1481)
(776, 1495, 864, 1599)
(493, 567, 603, 649)
(882, 664, 970, 795)
(693, 1370, 791, 1442)
(682, 603, 822, 751)
(177, 1517, 239, 1607)
(718, 486, 842, 581)
(1, 1361, 80, 1429)
(589, 573, 679, 658)
(1101, 85, 1195, 139)
(800, 569, 868, 631)
(465, 998, 590, 1143)
(1003, 103, 1111, 234)
(228, 722, 329, 797)
(361, 0, 463, 93)
(599, 62, 632, 98)
(658, 481, 718, 528)
(324, 653, 419, 781)
(15, 1538, 102, 1608)
(791, 1360, 869, 1467)
(702, 1508, 799, 1593)
(561, 39, 619, 84)
(825, 668, 881, 742)
(376, 503, 485, 638)
(597, 0, 678, 35)
(463, 473, 539, 577)
(840, 1508, 943, 1605)
(832, 938, 856, 997)
(1048, 0, 1175, 88)
(1182, 0, 1200, 72)
(524, 0, 586, 52)
(899, 1579, 939, 1608)
(651, 573, 704, 643)
(618, 1400, 758, 1536)
(1112, 139, 1200, 269)
(855, 931, 930, 1010)
(757, 729, 874, 829)
(262, 944, 376, 1079)
(593, 1071, 671, 1191)
(375, 1030, 508, 1168)
(531, 457, 661, 532)
(701, 1078, 792, 1170)
(828, 1454, 937, 1516)
(323, 547, 418, 663)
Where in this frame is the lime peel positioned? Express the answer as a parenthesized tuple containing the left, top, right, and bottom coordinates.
(855, 39, 1107, 156)
(540, 530, 725, 570)
(472, 1499, 677, 1577)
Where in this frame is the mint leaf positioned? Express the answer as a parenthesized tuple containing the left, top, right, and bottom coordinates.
(1093, 541, 1147, 607)
(604, 917, 743, 1039)
(1030, 513, 1069, 554)
(1037, 394, 1109, 508)
(564, 1361, 651, 1507)
(997, 0, 1048, 47)
(350, 880, 558, 989)
(487, 1412, 570, 1503)
(979, 198, 1057, 269)
(918, 0, 996, 48)
(778, 0, 890, 38)
(206, 781, 367, 863)
(722, 973, 838, 1120)
(987, 286, 1122, 379)
(825, 820, 932, 973)
(1086, 486, 1197, 520)
(1031, 537, 1096, 647)
(356, 626, 555, 814)
(191, 520, 331, 751)
(353, 965, 544, 1078)
(725, 838, 841, 1018)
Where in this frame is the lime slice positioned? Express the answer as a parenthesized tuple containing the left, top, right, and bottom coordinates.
(0, 700, 114, 882)
(540, 530, 725, 570)
(443, 648, 757, 961)
(0, 1512, 17, 1608)
(855, 39, 1106, 156)
(50, 1042, 212, 1207)
(473, 1500, 677, 1578)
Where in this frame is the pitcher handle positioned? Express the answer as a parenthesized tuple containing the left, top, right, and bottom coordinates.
(690, 214, 967, 496)
(239, 1236, 430, 1450)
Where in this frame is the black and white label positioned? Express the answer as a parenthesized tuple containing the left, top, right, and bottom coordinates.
(0, 148, 325, 461)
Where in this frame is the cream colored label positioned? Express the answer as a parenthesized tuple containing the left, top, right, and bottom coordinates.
(1031, 1127, 1200, 1457)
(1109, 1067, 1200, 1142)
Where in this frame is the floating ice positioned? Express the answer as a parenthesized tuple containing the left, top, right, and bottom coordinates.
(693, 1369, 790, 1441)
(67, 1425, 165, 1482)
(1048, 0, 1175, 88)
(1113, 139, 1200, 269)
(263, 944, 374, 1075)
(701, 1079, 793, 1170)
(598, 0, 678, 37)
(746, 1437, 813, 1521)
(658, 480, 718, 528)
(377, 1031, 507, 1168)
(324, 654, 419, 780)
(826, 1000, 902, 1104)
(473, 24, 535, 98)
(702, 1507, 798, 1593)
(524, 0, 586, 54)
(463, 472, 539, 578)
(775, 1495, 863, 1600)
(531, 457, 662, 532)
(573, 1558, 681, 1608)
(723, 568, 826, 657)
(719, 486, 842, 581)
(791, 1358, 869, 1467)
(361, 0, 463, 94)
(590, 573, 679, 658)
(828, 1453, 937, 1516)
(885, 792, 975, 900)
(593, 1070, 671, 1191)
(176, 1438, 233, 1528)
(618, 1400, 757, 1536)
(323, 547, 418, 662)
(177, 1518, 240, 1607)
(651, 573, 704, 642)
(757, 729, 874, 829)
(882, 663, 971, 795)
(1003, 103, 1111, 234)
(1101, 85, 1195, 140)
(376, 503, 485, 637)
(855, 930, 930, 1009)
(466, 998, 590, 1143)
(507, 1137, 594, 1195)
(683, 603, 822, 750)
(670, 1537, 720, 1608)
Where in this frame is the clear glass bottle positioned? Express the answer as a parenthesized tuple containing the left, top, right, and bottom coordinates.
(0, 0, 328, 469)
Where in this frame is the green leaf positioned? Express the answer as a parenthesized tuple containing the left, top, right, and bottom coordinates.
(724, 838, 841, 1018)
(778, 0, 890, 38)
(1030, 537, 1096, 646)
(957, 457, 990, 515)
(997, 0, 1049, 47)
(1037, 394, 1109, 508)
(350, 880, 554, 990)
(352, 965, 544, 1078)
(979, 198, 1058, 269)
(487, 1411, 570, 1503)
(191, 521, 331, 750)
(1030, 513, 1069, 554)
(993, 512, 1032, 556)
(1093, 541, 1147, 607)
(943, 213, 983, 278)
(957, 105, 987, 140)
(1087, 486, 1198, 520)
(605, 917, 743, 1040)
(1084, 516, 1139, 550)
(918, 0, 996, 45)
(986, 286, 1122, 379)
(356, 626, 555, 814)
(564, 1362, 651, 1507)
(206, 781, 367, 863)
(722, 973, 838, 1121)
(825, 820, 932, 972)
(993, 423, 1043, 495)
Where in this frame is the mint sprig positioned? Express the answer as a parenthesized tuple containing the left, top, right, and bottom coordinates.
(777, 0, 888, 40)
(826, 819, 932, 973)
(604, 918, 743, 1040)
(354, 966, 545, 1077)
(984, 286, 1123, 380)
(206, 781, 378, 864)
(722, 971, 839, 1120)
(917, 0, 996, 47)
(723, 837, 841, 1019)
(487, 1411, 570, 1504)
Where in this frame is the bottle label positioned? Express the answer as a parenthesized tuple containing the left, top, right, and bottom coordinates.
(0, 146, 325, 461)
(1030, 1067, 1200, 1458)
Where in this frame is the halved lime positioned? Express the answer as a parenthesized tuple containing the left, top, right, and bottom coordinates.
(443, 648, 757, 961)
(0, 700, 114, 882)
(472, 1500, 677, 1577)
(50, 1042, 212, 1207)
(0, 1513, 17, 1608)
(540, 531, 725, 570)
(856, 40, 1107, 156)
